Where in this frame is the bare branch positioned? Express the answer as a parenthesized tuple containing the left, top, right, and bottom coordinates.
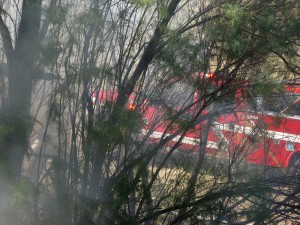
(0, 10, 14, 62)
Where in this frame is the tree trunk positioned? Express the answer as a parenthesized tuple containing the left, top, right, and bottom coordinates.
(0, 0, 42, 180)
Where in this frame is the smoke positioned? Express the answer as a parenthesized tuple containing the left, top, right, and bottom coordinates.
(0, 176, 10, 225)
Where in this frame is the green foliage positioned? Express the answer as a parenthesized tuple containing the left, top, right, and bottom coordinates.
(207, 1, 300, 60)
(94, 106, 141, 146)
(256, 10, 276, 34)
(131, 0, 154, 7)
(156, 1, 168, 19)
(160, 31, 208, 77)
(252, 81, 284, 97)
(178, 116, 196, 131)
(0, 113, 13, 146)
(47, 2, 71, 26)
(222, 3, 247, 27)
(206, 3, 250, 59)
(0, 113, 28, 150)
(8, 178, 39, 225)
(253, 3, 299, 55)
(10, 178, 37, 206)
(76, 8, 104, 29)
(114, 174, 135, 203)
(39, 39, 63, 67)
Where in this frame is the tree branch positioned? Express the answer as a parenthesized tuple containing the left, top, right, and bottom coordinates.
(114, 0, 181, 111)
(271, 49, 300, 75)
(0, 12, 14, 63)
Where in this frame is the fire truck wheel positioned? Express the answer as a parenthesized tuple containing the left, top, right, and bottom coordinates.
(289, 157, 300, 178)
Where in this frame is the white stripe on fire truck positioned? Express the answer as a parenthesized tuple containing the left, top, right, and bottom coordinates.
(141, 129, 218, 149)
(213, 122, 300, 143)
(142, 121, 300, 150)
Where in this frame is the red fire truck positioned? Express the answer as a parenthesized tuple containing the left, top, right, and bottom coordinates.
(92, 75, 300, 174)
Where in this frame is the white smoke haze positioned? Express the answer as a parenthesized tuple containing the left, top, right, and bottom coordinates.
(0, 177, 10, 225)
(0, 0, 299, 224)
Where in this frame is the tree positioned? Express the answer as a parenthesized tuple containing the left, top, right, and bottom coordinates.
(0, 0, 43, 179)
(0, 0, 299, 224)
